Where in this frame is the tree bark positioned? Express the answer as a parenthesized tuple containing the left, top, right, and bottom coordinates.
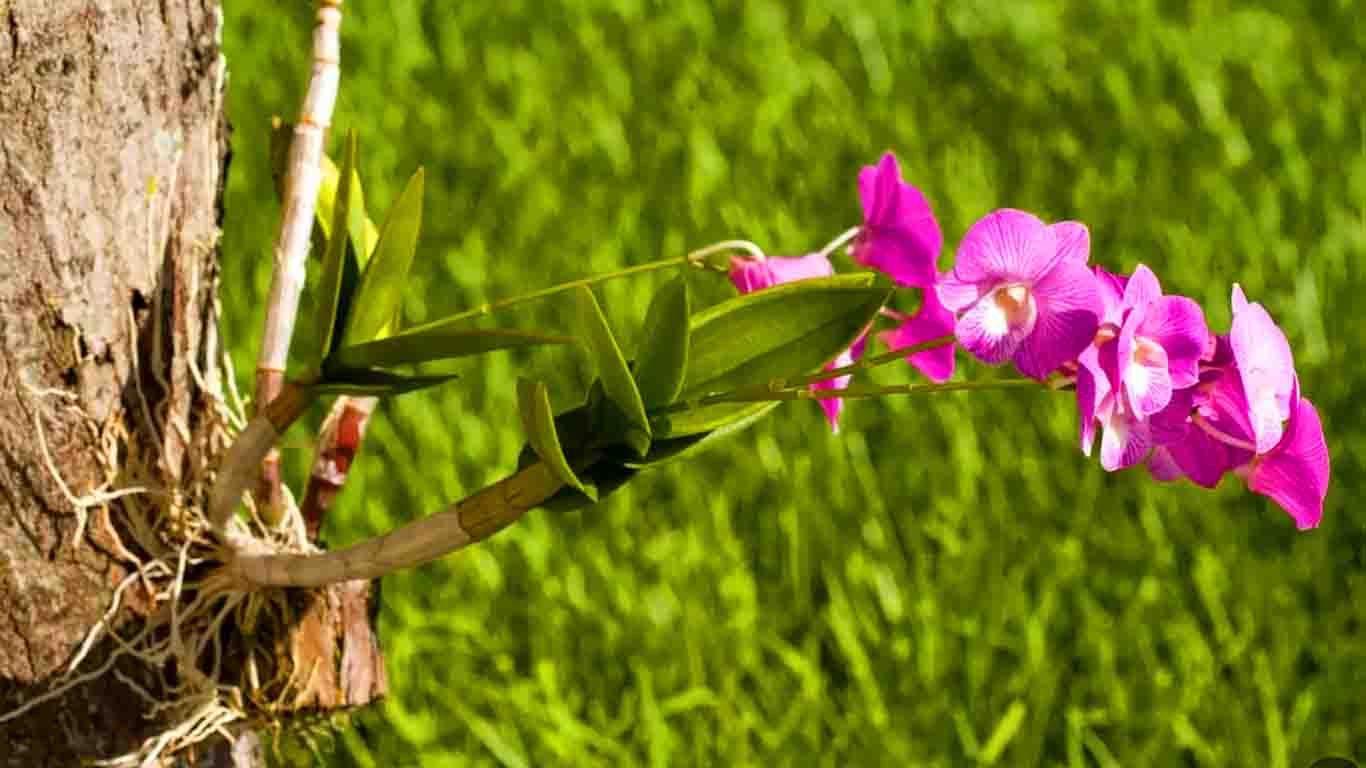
(0, 0, 228, 763)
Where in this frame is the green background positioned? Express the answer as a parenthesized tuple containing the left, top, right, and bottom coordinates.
(221, 2, 1364, 765)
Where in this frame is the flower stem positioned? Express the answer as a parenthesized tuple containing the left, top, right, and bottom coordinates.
(791, 334, 956, 387)
(658, 376, 1041, 415)
(407, 241, 748, 330)
(818, 226, 862, 259)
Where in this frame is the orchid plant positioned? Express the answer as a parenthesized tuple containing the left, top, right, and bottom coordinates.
(208, 144, 1329, 594)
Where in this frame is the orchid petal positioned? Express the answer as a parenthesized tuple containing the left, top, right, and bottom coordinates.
(812, 349, 854, 433)
(936, 273, 982, 313)
(954, 284, 1032, 365)
(856, 153, 942, 288)
(1121, 263, 1163, 313)
(1150, 387, 1195, 445)
(729, 253, 834, 295)
(880, 290, 956, 383)
(1140, 295, 1209, 389)
(1013, 258, 1101, 380)
(1249, 396, 1329, 530)
(1094, 266, 1129, 328)
(1099, 401, 1152, 471)
(1230, 295, 1295, 454)
(1148, 446, 1185, 482)
(951, 209, 1057, 284)
(1165, 426, 1239, 488)
(1076, 344, 1110, 456)
(1050, 221, 1091, 265)
(1117, 301, 1172, 416)
(1231, 283, 1250, 315)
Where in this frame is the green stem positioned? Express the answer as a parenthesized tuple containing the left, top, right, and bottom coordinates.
(660, 377, 1040, 413)
(818, 226, 862, 259)
(411, 254, 706, 329)
(790, 334, 956, 387)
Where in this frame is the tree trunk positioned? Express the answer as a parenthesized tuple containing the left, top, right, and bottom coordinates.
(0, 0, 228, 763)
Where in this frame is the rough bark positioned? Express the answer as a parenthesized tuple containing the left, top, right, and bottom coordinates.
(0, 0, 227, 763)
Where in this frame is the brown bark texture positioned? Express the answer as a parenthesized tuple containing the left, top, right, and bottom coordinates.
(0, 0, 226, 763)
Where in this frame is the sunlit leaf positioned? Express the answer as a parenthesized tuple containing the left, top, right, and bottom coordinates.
(633, 276, 691, 408)
(315, 130, 359, 362)
(680, 274, 889, 398)
(342, 167, 426, 347)
(576, 286, 651, 456)
(517, 379, 595, 500)
(332, 327, 574, 369)
(310, 366, 457, 397)
(633, 402, 779, 463)
(649, 401, 778, 440)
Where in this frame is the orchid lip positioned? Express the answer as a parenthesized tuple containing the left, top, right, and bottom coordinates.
(1133, 336, 1163, 366)
(987, 282, 1037, 336)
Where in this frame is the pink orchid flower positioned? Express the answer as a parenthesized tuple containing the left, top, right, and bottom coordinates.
(938, 209, 1102, 380)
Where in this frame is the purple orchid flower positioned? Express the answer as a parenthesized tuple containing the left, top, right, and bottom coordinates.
(852, 152, 942, 289)
(728, 251, 855, 432)
(1144, 287, 1328, 528)
(728, 251, 835, 294)
(847, 151, 957, 383)
(938, 209, 1102, 380)
(1114, 265, 1210, 417)
(1074, 264, 1209, 471)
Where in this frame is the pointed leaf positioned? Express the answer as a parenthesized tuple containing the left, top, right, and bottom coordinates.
(311, 366, 458, 397)
(629, 401, 778, 466)
(342, 167, 426, 347)
(633, 277, 691, 408)
(576, 286, 651, 454)
(517, 379, 595, 500)
(316, 130, 359, 361)
(333, 327, 575, 369)
(680, 274, 890, 398)
(650, 401, 778, 440)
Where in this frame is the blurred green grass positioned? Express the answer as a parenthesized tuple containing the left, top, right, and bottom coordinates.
(221, 2, 1365, 765)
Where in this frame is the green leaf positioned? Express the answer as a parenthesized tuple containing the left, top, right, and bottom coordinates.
(331, 327, 575, 369)
(632, 276, 691, 408)
(649, 401, 778, 440)
(634, 401, 779, 463)
(342, 167, 426, 347)
(576, 286, 651, 455)
(680, 274, 890, 398)
(517, 379, 595, 500)
(311, 366, 458, 397)
(316, 130, 359, 362)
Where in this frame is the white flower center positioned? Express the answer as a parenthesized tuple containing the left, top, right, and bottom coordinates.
(985, 283, 1037, 337)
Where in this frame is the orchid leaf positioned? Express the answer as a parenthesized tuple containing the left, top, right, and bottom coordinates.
(634, 402, 779, 463)
(342, 167, 425, 347)
(331, 327, 574, 370)
(316, 130, 359, 362)
(632, 276, 691, 409)
(649, 401, 778, 440)
(310, 366, 458, 397)
(517, 379, 595, 500)
(679, 273, 889, 399)
(576, 286, 651, 456)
